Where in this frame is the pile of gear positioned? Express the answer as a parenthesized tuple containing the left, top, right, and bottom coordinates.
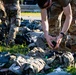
(0, 48, 75, 75)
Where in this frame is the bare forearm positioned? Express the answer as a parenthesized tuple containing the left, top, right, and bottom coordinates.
(42, 20, 49, 37)
(41, 9, 50, 37)
(61, 4, 72, 34)
(61, 15, 72, 34)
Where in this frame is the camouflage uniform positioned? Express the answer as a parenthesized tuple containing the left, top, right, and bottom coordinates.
(0, 0, 21, 44)
(47, 0, 76, 52)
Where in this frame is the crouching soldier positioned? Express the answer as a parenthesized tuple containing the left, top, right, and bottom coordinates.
(37, 0, 72, 50)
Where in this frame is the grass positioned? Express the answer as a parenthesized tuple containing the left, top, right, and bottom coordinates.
(0, 44, 30, 54)
(67, 66, 76, 75)
(21, 12, 41, 17)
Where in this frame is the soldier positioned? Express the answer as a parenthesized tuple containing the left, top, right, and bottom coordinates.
(37, 0, 72, 50)
(0, 0, 21, 45)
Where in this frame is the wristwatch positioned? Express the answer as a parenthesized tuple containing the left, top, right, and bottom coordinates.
(60, 32, 65, 37)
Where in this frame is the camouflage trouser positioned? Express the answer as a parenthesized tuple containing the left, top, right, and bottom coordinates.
(0, 0, 21, 44)
(48, 0, 76, 52)
(6, 2, 21, 43)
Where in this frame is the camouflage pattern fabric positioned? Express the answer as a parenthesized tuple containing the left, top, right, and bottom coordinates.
(62, 52, 74, 67)
(16, 54, 45, 74)
(47, 2, 63, 36)
(0, 0, 21, 44)
(27, 47, 45, 58)
(48, 51, 74, 68)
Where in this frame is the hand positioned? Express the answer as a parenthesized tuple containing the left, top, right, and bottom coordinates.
(45, 34, 56, 49)
(54, 35, 63, 49)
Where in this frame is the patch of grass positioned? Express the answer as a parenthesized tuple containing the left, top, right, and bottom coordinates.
(21, 12, 41, 17)
(0, 44, 30, 54)
(66, 66, 76, 75)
